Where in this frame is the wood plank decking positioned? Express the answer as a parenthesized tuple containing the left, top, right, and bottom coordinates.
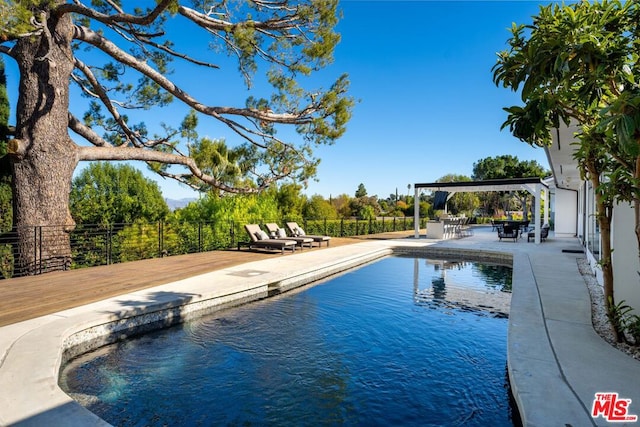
(0, 232, 416, 327)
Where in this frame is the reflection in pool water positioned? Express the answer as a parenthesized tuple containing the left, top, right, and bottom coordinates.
(60, 256, 515, 426)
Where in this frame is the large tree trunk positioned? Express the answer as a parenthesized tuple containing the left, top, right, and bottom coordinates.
(9, 10, 78, 276)
(589, 172, 618, 340)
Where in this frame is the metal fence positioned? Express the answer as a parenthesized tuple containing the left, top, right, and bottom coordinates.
(0, 216, 423, 279)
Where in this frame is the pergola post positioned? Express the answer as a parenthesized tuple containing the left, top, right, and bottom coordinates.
(534, 185, 542, 244)
(414, 187, 420, 239)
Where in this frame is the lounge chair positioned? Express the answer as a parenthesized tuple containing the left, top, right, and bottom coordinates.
(528, 224, 550, 242)
(264, 223, 313, 249)
(286, 222, 331, 247)
(244, 224, 297, 254)
(497, 224, 519, 242)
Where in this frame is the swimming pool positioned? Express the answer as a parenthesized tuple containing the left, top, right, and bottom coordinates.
(60, 255, 515, 426)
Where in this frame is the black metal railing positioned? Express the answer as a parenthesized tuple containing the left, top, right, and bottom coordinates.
(0, 216, 424, 279)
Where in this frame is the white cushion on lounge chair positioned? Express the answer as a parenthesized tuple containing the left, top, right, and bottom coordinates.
(277, 228, 287, 238)
(296, 227, 306, 236)
(255, 230, 269, 240)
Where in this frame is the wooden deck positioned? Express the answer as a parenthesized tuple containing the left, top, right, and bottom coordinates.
(0, 232, 417, 327)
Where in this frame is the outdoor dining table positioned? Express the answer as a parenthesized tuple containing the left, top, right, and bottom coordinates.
(493, 220, 530, 236)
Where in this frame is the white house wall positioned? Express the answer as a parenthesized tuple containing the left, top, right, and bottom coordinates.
(577, 185, 585, 243)
(612, 202, 640, 312)
(552, 187, 577, 237)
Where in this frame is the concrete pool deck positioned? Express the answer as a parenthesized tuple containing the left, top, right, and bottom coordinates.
(1, 227, 639, 426)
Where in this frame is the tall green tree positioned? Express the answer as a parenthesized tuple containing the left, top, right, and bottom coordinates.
(472, 155, 548, 181)
(492, 0, 639, 338)
(350, 183, 380, 219)
(70, 163, 169, 225)
(331, 194, 352, 218)
(1, 0, 353, 274)
(350, 196, 381, 219)
(273, 183, 305, 220)
(303, 195, 338, 220)
(355, 183, 367, 198)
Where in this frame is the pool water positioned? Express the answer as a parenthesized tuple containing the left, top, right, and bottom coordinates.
(60, 256, 515, 426)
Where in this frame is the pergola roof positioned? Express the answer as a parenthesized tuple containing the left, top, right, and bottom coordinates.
(414, 177, 549, 193)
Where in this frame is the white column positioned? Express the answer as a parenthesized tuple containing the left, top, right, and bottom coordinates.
(543, 188, 549, 225)
(534, 185, 542, 244)
(414, 187, 420, 238)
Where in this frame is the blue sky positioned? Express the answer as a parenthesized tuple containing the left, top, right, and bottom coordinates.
(4, 1, 553, 201)
(301, 0, 550, 200)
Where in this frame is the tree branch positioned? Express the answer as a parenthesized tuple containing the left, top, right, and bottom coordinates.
(178, 4, 301, 76)
(177, 6, 299, 34)
(55, 0, 173, 26)
(0, 45, 14, 58)
(68, 93, 178, 152)
(68, 113, 113, 147)
(77, 146, 259, 193)
(72, 25, 312, 125)
(72, 56, 143, 147)
(134, 36, 220, 69)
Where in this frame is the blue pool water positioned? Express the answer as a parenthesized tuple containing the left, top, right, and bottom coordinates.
(60, 256, 515, 426)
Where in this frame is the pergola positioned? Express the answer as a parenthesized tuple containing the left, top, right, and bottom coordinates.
(413, 177, 550, 244)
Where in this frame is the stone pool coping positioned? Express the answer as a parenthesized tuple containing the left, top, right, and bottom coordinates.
(2, 234, 639, 426)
